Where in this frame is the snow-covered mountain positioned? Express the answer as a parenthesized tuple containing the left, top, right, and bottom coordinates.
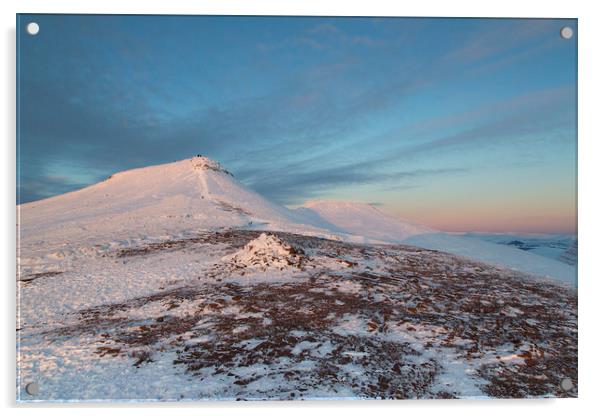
(18, 156, 576, 286)
(19, 156, 325, 243)
(18, 156, 339, 276)
(17, 156, 577, 401)
(299, 201, 576, 286)
(299, 200, 432, 242)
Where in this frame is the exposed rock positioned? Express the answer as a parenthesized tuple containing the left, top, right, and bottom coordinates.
(221, 233, 305, 271)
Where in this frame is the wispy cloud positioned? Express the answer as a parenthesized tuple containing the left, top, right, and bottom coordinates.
(257, 21, 384, 52)
(320, 85, 576, 171)
(246, 166, 468, 205)
(442, 19, 558, 64)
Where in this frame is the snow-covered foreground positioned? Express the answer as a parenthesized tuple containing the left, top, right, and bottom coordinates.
(18, 230, 577, 401)
(17, 156, 577, 401)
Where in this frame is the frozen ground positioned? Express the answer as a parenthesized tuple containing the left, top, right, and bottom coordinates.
(18, 230, 577, 401)
(17, 157, 578, 401)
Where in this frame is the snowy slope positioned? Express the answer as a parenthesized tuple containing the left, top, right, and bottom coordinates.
(461, 232, 576, 263)
(300, 200, 432, 242)
(403, 233, 576, 286)
(20, 156, 300, 238)
(300, 201, 576, 286)
(18, 229, 577, 401)
(559, 240, 578, 266)
(17, 156, 335, 276)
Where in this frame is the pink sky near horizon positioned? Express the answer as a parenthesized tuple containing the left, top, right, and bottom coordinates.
(385, 204, 576, 235)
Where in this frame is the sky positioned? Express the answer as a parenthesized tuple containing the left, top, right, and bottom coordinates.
(17, 15, 577, 234)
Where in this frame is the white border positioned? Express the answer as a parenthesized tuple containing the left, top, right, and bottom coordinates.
(2, 1, 601, 415)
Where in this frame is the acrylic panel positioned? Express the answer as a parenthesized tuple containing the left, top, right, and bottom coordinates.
(16, 14, 577, 402)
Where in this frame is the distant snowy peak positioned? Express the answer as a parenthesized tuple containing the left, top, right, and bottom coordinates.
(301, 200, 432, 242)
(221, 233, 305, 271)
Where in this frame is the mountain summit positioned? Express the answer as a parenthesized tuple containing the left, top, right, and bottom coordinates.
(190, 155, 233, 176)
(20, 156, 301, 237)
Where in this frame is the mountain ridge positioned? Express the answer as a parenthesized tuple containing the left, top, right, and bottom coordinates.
(18, 155, 576, 285)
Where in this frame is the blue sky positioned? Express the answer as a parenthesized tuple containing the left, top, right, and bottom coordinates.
(17, 15, 577, 233)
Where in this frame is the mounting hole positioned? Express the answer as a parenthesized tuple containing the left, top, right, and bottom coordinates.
(26, 22, 40, 36)
(25, 381, 39, 395)
(560, 378, 573, 391)
(560, 26, 573, 40)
